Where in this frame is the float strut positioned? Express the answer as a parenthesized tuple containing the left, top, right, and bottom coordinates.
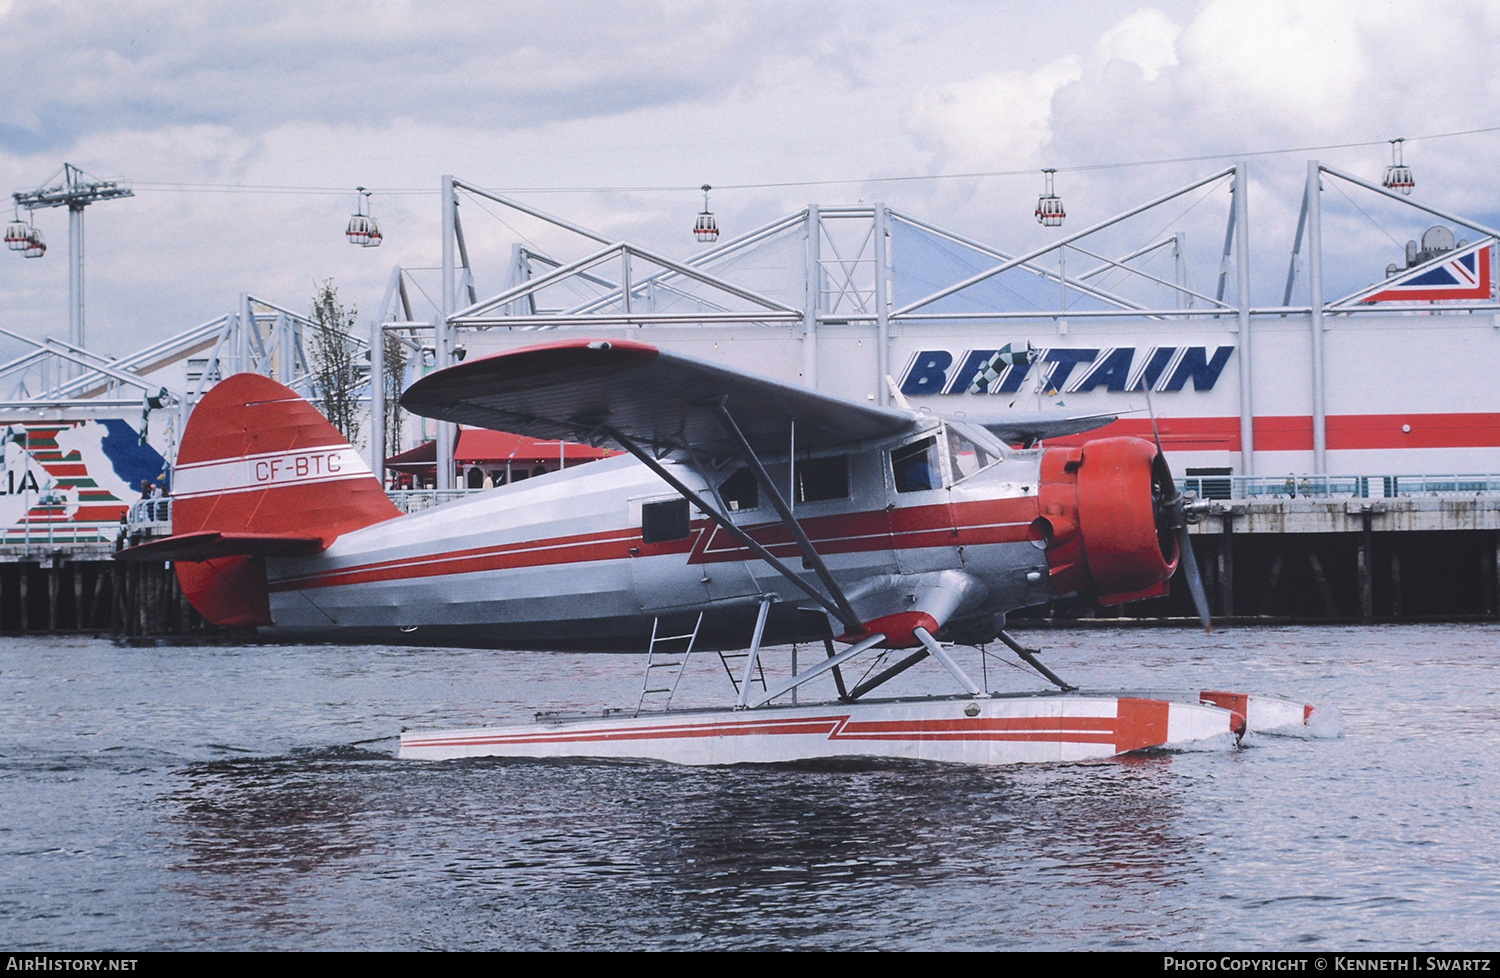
(736, 595, 774, 708)
(824, 637, 849, 700)
(845, 649, 929, 701)
(996, 629, 1077, 692)
(914, 627, 984, 697)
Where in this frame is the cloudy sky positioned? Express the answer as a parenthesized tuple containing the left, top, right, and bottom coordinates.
(2, 0, 1497, 363)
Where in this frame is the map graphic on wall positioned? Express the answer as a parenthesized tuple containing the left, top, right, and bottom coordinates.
(0, 419, 169, 546)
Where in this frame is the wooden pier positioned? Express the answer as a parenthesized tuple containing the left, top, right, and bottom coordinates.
(0, 542, 218, 638)
(1039, 495, 1500, 624)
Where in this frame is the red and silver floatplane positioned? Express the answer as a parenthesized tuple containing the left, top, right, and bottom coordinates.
(121, 339, 1311, 765)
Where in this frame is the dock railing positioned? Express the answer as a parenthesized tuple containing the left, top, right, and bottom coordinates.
(126, 498, 173, 530)
(1176, 474, 1500, 501)
(384, 489, 485, 514)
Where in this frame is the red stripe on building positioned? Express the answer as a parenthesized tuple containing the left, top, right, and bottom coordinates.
(1253, 416, 1312, 452)
(73, 505, 127, 521)
(1326, 413, 1500, 450)
(1046, 417, 1242, 451)
(1044, 413, 1500, 452)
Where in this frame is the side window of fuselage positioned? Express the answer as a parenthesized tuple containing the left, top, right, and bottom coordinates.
(797, 456, 849, 503)
(891, 437, 941, 493)
(718, 468, 758, 511)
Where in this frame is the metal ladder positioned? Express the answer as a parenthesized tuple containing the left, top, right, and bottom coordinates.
(634, 612, 704, 716)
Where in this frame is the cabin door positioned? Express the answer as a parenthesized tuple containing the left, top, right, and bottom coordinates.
(885, 434, 961, 576)
(627, 493, 713, 613)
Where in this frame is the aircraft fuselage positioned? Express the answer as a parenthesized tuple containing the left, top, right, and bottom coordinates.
(263, 433, 1059, 651)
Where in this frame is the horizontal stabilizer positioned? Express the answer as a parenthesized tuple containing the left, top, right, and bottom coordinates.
(115, 530, 326, 563)
(964, 410, 1119, 446)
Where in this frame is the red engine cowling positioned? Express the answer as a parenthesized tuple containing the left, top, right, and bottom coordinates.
(1035, 437, 1178, 604)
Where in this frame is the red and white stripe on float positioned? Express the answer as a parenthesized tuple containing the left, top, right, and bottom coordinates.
(400, 693, 1277, 765)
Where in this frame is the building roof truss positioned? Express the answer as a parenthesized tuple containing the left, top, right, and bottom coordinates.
(891, 167, 1238, 321)
(450, 240, 802, 328)
(1289, 164, 1500, 313)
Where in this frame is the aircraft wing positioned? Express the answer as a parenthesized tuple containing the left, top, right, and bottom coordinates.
(401, 339, 920, 458)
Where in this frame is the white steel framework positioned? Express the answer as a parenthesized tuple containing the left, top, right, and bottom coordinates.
(0, 293, 370, 472)
(392, 162, 1500, 484)
(1283, 162, 1500, 473)
(409, 168, 1250, 485)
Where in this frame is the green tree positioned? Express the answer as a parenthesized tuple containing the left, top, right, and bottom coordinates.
(381, 327, 408, 456)
(310, 280, 361, 444)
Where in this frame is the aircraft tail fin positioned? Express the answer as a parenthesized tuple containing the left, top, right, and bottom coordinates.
(171, 373, 397, 540)
(161, 373, 400, 626)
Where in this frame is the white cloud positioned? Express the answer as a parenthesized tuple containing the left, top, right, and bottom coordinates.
(0, 1, 826, 150)
(2, 0, 1500, 360)
(1175, 0, 1373, 124)
(1097, 8, 1181, 82)
(906, 57, 1084, 171)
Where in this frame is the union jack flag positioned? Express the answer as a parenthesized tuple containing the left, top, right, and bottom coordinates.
(1356, 240, 1493, 303)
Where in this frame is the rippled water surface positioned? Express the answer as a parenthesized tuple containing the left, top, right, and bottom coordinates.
(2, 624, 1497, 950)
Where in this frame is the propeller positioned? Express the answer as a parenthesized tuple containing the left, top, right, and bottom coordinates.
(1141, 384, 1212, 633)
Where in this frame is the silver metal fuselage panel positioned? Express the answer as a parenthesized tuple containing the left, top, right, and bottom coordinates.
(262, 445, 1055, 651)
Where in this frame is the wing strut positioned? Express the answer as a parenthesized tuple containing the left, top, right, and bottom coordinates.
(600, 423, 863, 632)
(705, 399, 864, 631)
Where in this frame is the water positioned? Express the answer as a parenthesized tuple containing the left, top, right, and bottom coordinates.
(2, 624, 1497, 950)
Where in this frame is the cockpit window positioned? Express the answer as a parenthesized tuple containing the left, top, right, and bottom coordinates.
(892, 437, 940, 493)
(946, 425, 1000, 483)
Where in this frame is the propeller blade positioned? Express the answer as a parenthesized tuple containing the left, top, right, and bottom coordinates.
(1176, 523, 1212, 633)
(1143, 387, 1207, 631)
(1141, 380, 1167, 461)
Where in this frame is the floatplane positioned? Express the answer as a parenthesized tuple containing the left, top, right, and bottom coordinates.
(120, 338, 1310, 765)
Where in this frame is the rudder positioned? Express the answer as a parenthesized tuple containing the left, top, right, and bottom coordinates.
(172, 373, 400, 626)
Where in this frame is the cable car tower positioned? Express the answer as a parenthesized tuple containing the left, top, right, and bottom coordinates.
(10, 163, 134, 358)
